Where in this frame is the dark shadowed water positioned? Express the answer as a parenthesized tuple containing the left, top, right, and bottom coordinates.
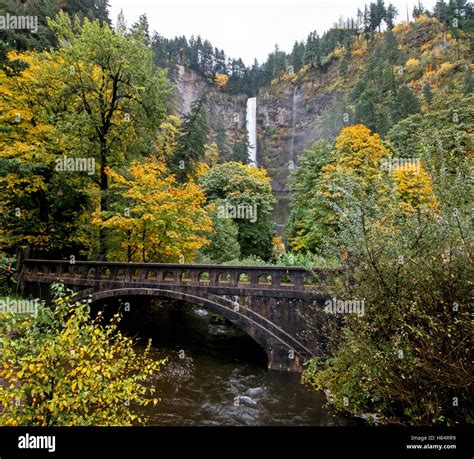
(126, 302, 356, 426)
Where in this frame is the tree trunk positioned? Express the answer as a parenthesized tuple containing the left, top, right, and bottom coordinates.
(99, 140, 108, 259)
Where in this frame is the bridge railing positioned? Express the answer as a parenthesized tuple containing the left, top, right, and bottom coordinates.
(20, 259, 332, 291)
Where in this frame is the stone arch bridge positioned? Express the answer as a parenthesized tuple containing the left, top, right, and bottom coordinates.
(18, 259, 334, 372)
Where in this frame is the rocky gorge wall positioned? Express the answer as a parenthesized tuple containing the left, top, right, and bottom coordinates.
(173, 63, 344, 229)
(256, 71, 343, 228)
(173, 65, 248, 160)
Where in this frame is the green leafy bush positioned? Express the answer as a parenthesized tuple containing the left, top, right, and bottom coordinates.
(0, 282, 166, 426)
(302, 150, 473, 425)
(0, 253, 16, 295)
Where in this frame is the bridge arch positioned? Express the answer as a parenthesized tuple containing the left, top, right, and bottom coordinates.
(18, 258, 327, 371)
(73, 287, 309, 370)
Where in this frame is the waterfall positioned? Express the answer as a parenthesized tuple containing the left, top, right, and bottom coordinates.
(246, 97, 257, 166)
(290, 86, 299, 165)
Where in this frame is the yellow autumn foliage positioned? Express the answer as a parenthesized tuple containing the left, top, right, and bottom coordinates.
(92, 158, 213, 262)
(0, 285, 165, 426)
(321, 124, 391, 200)
(437, 62, 455, 77)
(405, 58, 420, 72)
(214, 72, 229, 88)
(321, 125, 438, 220)
(0, 51, 68, 249)
(392, 164, 439, 216)
(272, 236, 286, 258)
(0, 51, 63, 166)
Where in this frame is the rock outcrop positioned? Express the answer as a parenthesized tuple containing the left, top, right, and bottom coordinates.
(173, 65, 248, 160)
(173, 64, 342, 228)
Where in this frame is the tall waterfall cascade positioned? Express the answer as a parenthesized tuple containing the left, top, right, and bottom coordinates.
(246, 97, 257, 166)
(290, 86, 302, 166)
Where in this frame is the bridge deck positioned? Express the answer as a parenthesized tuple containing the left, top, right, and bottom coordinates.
(20, 259, 330, 295)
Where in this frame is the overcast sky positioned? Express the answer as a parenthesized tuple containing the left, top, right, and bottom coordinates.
(109, 0, 437, 65)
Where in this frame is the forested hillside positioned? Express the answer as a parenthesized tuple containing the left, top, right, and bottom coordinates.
(153, 0, 472, 96)
(0, 0, 472, 427)
(156, 2, 473, 230)
(0, 0, 109, 52)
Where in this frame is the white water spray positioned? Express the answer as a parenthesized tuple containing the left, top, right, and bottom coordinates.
(246, 97, 257, 165)
(290, 86, 301, 165)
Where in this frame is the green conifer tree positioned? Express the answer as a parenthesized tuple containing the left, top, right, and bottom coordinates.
(423, 82, 434, 105)
(170, 94, 209, 182)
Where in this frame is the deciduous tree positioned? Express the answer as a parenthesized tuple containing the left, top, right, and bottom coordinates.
(92, 158, 212, 262)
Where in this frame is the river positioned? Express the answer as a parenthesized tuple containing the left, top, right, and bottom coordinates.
(127, 301, 356, 426)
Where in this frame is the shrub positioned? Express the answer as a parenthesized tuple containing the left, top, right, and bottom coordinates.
(0, 254, 16, 295)
(302, 151, 473, 425)
(0, 282, 165, 426)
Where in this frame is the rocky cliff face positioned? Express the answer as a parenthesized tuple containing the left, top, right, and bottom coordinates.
(174, 64, 343, 228)
(256, 68, 343, 227)
(257, 83, 339, 191)
(173, 65, 248, 160)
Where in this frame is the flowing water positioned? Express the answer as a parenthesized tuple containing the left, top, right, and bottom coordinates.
(290, 85, 302, 165)
(246, 97, 257, 165)
(128, 302, 356, 426)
